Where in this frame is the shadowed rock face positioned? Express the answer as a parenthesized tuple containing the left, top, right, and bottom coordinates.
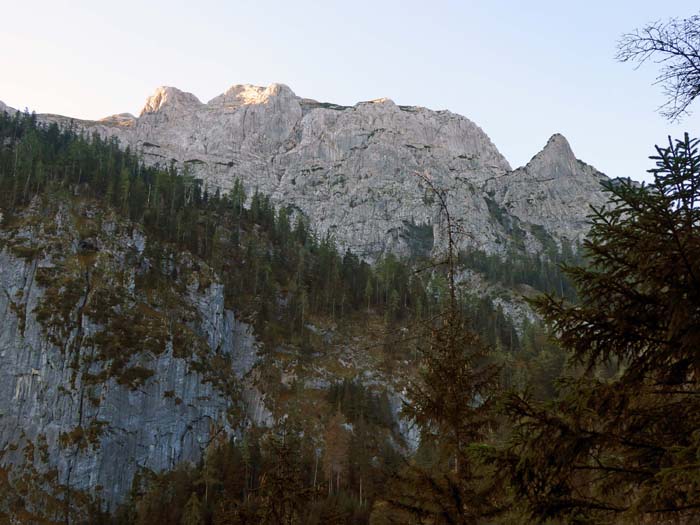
(28, 83, 609, 257)
(0, 203, 262, 509)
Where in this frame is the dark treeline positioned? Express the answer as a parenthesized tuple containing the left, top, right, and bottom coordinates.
(106, 397, 402, 525)
(459, 243, 581, 302)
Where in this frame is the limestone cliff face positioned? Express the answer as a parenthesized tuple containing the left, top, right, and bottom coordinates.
(33, 83, 609, 257)
(0, 200, 260, 509)
(484, 134, 610, 243)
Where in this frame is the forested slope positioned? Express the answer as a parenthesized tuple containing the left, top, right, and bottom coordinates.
(0, 110, 578, 523)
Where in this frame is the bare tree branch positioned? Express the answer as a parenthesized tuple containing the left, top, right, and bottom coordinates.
(616, 13, 700, 121)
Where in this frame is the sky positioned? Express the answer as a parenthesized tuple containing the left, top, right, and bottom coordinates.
(1, 0, 698, 182)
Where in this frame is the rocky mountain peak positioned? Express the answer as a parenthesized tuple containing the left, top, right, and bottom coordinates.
(483, 132, 608, 244)
(366, 97, 396, 106)
(543, 133, 576, 159)
(139, 86, 202, 116)
(27, 82, 610, 256)
(207, 82, 297, 108)
(524, 133, 578, 178)
(545, 132, 571, 148)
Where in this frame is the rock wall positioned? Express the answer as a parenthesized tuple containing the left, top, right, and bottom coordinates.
(0, 202, 259, 509)
(484, 134, 610, 242)
(28, 83, 609, 258)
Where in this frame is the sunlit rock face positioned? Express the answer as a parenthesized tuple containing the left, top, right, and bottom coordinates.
(31, 83, 608, 256)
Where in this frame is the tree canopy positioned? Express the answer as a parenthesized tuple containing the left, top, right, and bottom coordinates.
(500, 134, 700, 523)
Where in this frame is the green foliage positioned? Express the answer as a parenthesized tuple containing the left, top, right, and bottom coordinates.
(458, 243, 581, 302)
(500, 134, 700, 523)
(327, 380, 394, 429)
(113, 419, 393, 525)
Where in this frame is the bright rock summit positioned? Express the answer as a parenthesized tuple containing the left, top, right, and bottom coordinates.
(38, 83, 609, 257)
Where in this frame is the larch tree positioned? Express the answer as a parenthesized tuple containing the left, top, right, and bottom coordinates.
(181, 492, 204, 525)
(386, 172, 503, 525)
(323, 411, 351, 496)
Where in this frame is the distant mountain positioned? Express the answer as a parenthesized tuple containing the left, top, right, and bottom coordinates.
(25, 83, 609, 257)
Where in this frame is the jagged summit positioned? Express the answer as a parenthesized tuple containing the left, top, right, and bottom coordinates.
(365, 97, 396, 105)
(140, 86, 202, 116)
(521, 133, 577, 177)
(138, 82, 414, 117)
(484, 132, 608, 243)
(543, 133, 575, 157)
(26, 82, 608, 255)
(545, 132, 571, 147)
(207, 82, 296, 108)
(525, 133, 576, 167)
(99, 112, 137, 126)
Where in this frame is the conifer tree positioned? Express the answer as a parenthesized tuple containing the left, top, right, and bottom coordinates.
(258, 423, 310, 525)
(388, 173, 502, 524)
(181, 492, 204, 525)
(500, 134, 700, 523)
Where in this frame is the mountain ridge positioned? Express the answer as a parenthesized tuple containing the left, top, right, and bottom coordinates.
(3, 83, 609, 258)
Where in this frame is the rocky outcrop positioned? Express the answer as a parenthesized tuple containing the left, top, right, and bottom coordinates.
(0, 101, 17, 117)
(0, 201, 259, 509)
(23, 83, 609, 258)
(484, 134, 610, 244)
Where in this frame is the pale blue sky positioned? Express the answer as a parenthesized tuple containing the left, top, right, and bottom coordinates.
(1, 1, 697, 182)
